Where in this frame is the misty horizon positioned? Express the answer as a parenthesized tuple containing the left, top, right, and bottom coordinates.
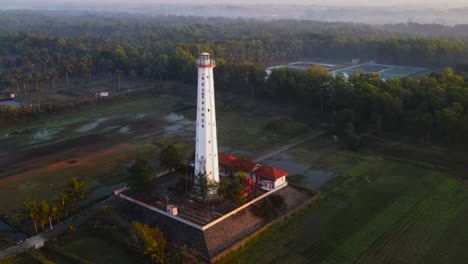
(1, 0, 468, 8)
(1, 0, 468, 25)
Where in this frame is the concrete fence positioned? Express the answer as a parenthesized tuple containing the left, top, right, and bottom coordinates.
(202, 182, 288, 230)
(117, 182, 288, 231)
(118, 193, 204, 230)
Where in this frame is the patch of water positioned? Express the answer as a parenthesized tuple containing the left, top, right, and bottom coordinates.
(0, 220, 28, 241)
(134, 113, 146, 119)
(75, 117, 109, 133)
(164, 112, 185, 122)
(260, 153, 333, 189)
(0, 220, 11, 231)
(119, 126, 132, 134)
(31, 127, 62, 142)
(163, 113, 195, 135)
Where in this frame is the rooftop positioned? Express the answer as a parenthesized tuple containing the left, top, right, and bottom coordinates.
(252, 166, 288, 181)
(218, 153, 288, 181)
(218, 153, 258, 173)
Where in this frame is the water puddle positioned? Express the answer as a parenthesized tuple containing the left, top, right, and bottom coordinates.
(0, 220, 11, 231)
(134, 113, 146, 119)
(76, 117, 109, 133)
(163, 113, 194, 135)
(164, 112, 185, 122)
(119, 126, 132, 134)
(0, 220, 28, 242)
(31, 127, 62, 142)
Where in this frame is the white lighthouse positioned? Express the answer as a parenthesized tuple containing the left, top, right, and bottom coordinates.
(194, 52, 219, 185)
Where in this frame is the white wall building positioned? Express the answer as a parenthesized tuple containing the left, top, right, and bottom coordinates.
(194, 52, 220, 185)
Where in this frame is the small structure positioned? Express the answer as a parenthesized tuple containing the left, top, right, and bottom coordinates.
(94, 91, 110, 98)
(251, 166, 288, 191)
(218, 153, 288, 191)
(34, 241, 44, 249)
(167, 205, 178, 216)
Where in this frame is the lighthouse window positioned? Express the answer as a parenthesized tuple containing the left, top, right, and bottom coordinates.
(202, 125, 204, 128)
(207, 109, 210, 112)
(208, 141, 211, 143)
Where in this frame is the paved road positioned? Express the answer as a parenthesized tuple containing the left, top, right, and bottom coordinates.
(0, 197, 114, 261)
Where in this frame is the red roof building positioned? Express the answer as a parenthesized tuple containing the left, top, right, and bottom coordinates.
(218, 153, 288, 191)
(251, 166, 288, 181)
(218, 153, 259, 173)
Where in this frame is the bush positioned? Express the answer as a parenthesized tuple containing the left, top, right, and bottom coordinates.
(250, 194, 287, 219)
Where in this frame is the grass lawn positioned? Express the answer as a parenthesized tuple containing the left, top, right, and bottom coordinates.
(220, 150, 468, 264)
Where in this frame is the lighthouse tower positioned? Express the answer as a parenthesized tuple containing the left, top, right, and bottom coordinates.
(194, 52, 219, 185)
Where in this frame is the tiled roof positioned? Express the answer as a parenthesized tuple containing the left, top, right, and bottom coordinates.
(251, 166, 288, 181)
(218, 153, 258, 173)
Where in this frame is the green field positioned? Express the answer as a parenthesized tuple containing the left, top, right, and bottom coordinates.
(221, 151, 468, 264)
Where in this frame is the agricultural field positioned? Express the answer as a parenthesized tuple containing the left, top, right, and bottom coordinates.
(221, 145, 468, 264)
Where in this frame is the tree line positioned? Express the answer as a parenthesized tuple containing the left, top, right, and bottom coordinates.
(2, 14, 468, 96)
(263, 67, 468, 147)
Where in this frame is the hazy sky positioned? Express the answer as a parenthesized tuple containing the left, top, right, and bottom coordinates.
(1, 0, 467, 7)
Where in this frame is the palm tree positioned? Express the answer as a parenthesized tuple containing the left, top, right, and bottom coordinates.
(68, 177, 85, 206)
(80, 56, 92, 83)
(57, 193, 69, 219)
(115, 69, 123, 92)
(38, 200, 51, 231)
(31, 71, 40, 92)
(50, 206, 60, 226)
(40, 55, 51, 73)
(14, 71, 22, 94)
(23, 200, 40, 233)
(49, 69, 60, 90)
(62, 60, 73, 89)
(130, 70, 137, 89)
